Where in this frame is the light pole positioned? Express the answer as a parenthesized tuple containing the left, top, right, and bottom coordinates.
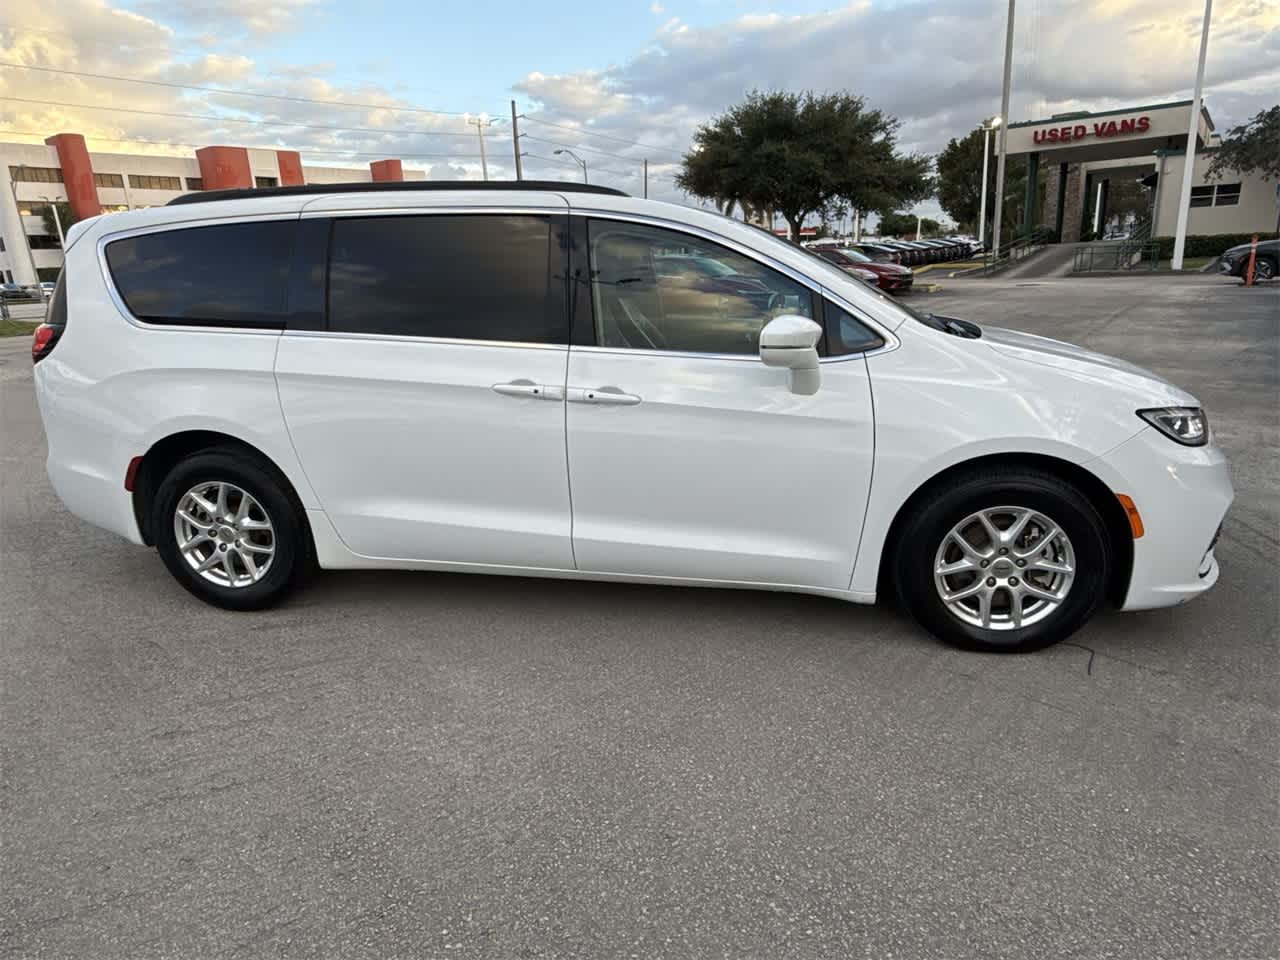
(39, 195, 65, 246)
(553, 148, 588, 183)
(977, 115, 1001, 250)
(990, 0, 1016, 256)
(464, 114, 496, 181)
(1171, 0, 1213, 270)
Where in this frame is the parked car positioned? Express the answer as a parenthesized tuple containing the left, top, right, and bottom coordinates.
(846, 242, 904, 265)
(877, 240, 926, 266)
(40, 281, 57, 298)
(1217, 238, 1278, 281)
(813, 246, 914, 294)
(32, 180, 1232, 653)
(1, 282, 34, 301)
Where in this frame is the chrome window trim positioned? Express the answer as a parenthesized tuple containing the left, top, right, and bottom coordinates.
(573, 211, 900, 361)
(280, 329, 567, 351)
(96, 213, 300, 335)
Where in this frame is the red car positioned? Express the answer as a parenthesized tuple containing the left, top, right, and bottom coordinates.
(814, 246, 914, 294)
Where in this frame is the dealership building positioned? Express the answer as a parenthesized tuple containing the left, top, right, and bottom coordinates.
(1, 134, 425, 284)
(1003, 100, 1277, 242)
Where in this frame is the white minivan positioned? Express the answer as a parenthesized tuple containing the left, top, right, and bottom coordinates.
(32, 181, 1232, 652)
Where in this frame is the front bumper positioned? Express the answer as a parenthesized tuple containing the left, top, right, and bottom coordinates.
(1090, 427, 1233, 611)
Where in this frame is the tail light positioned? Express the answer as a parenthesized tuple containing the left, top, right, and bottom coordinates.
(32, 323, 64, 363)
(32, 270, 66, 363)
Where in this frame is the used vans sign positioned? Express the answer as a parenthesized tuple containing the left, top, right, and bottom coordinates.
(1033, 116, 1151, 145)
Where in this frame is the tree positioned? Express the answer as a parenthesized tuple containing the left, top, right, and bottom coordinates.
(936, 129, 1039, 245)
(678, 91, 931, 242)
(876, 211, 941, 238)
(1208, 105, 1279, 181)
(40, 201, 77, 243)
(935, 129, 991, 234)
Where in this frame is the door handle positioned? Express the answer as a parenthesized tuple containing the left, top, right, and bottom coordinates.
(568, 386, 642, 406)
(492, 380, 564, 401)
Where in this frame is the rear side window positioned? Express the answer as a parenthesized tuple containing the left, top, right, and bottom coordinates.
(46, 269, 67, 326)
(326, 215, 561, 343)
(105, 220, 293, 328)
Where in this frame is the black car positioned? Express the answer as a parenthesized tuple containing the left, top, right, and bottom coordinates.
(846, 242, 903, 265)
(878, 241, 926, 266)
(1218, 238, 1278, 281)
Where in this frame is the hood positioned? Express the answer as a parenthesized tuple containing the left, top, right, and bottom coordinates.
(981, 326, 1198, 407)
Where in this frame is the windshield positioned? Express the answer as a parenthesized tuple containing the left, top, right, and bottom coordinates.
(787, 240, 934, 322)
(834, 247, 872, 264)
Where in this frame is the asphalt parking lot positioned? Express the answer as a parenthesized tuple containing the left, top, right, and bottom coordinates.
(2, 273, 1276, 959)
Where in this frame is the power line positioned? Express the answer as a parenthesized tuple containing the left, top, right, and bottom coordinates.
(520, 115, 683, 156)
(0, 129, 483, 161)
(0, 61, 489, 119)
(0, 95, 510, 142)
(519, 133, 657, 165)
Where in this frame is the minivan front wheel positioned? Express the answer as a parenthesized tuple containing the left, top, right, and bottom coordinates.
(894, 467, 1110, 652)
(153, 449, 310, 610)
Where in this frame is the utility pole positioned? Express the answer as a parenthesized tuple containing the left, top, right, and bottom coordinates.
(510, 101, 523, 181)
(1171, 0, 1212, 271)
(643, 159, 648, 198)
(990, 0, 1016, 257)
(467, 115, 490, 181)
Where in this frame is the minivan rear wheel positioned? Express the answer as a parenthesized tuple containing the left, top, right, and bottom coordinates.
(152, 449, 311, 610)
(893, 467, 1111, 652)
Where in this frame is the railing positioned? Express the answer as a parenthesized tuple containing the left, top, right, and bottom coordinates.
(1072, 241, 1160, 273)
(982, 227, 1055, 275)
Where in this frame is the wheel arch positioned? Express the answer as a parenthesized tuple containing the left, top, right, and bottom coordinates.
(131, 429, 312, 548)
(875, 451, 1134, 607)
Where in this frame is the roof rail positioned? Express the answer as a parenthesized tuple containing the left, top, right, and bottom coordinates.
(167, 179, 628, 206)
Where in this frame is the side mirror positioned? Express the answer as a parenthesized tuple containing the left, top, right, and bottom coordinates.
(759, 314, 822, 395)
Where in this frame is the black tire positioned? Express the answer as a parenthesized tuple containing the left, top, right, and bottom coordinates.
(152, 448, 314, 610)
(893, 466, 1111, 653)
(1253, 256, 1277, 281)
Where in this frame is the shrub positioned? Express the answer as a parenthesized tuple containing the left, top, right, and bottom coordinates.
(1151, 233, 1277, 260)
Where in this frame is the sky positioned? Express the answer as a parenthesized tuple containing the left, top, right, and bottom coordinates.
(1, 0, 1277, 225)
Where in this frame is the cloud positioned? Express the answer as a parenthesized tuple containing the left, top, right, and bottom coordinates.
(0, 0, 496, 177)
(137, 0, 324, 36)
(2, 0, 1275, 210)
(508, 0, 1278, 211)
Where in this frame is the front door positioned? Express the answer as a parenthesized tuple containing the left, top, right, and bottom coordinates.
(565, 218, 876, 590)
(276, 210, 575, 569)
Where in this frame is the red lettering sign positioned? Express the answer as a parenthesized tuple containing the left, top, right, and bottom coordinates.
(1032, 115, 1151, 145)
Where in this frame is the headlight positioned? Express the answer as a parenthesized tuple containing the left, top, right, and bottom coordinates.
(1138, 406, 1208, 446)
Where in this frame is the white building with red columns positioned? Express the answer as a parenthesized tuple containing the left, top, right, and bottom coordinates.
(1, 134, 425, 284)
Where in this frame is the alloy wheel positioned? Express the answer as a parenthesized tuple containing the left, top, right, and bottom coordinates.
(173, 481, 276, 588)
(933, 505, 1075, 631)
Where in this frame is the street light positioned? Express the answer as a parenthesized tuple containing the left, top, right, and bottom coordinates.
(553, 148, 588, 183)
(978, 115, 1002, 251)
(39, 195, 65, 247)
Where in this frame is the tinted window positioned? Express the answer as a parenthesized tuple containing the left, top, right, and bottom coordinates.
(105, 220, 294, 328)
(327, 215, 560, 343)
(587, 219, 814, 355)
